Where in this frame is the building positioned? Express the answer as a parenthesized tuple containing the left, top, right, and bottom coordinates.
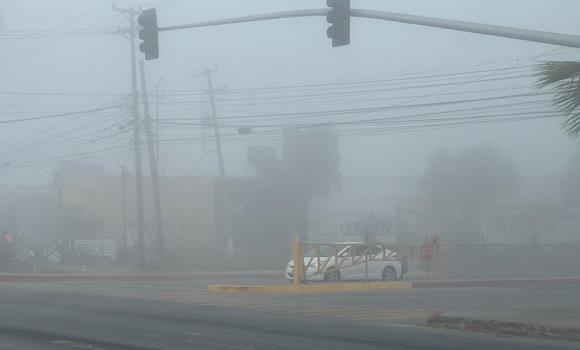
(0, 185, 54, 243)
(54, 162, 218, 255)
(308, 176, 580, 245)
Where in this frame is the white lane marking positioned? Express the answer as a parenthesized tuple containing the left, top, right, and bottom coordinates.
(50, 340, 106, 349)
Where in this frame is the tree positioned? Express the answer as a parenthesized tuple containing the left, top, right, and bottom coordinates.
(282, 126, 340, 199)
(282, 126, 340, 238)
(424, 146, 517, 206)
(536, 61, 580, 138)
(423, 146, 517, 237)
(247, 126, 340, 242)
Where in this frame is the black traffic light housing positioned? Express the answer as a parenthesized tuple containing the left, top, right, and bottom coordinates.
(138, 8, 159, 60)
(326, 0, 350, 47)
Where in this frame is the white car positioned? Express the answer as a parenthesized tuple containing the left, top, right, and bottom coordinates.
(286, 242, 405, 282)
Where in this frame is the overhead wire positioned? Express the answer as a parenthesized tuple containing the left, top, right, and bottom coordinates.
(3, 46, 570, 174)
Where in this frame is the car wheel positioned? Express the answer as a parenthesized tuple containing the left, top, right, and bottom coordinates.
(382, 266, 397, 281)
(324, 268, 340, 282)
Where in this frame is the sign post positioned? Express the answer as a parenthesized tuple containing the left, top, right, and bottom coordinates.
(421, 237, 434, 278)
(364, 231, 369, 282)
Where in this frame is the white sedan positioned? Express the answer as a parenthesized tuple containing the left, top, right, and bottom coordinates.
(286, 243, 405, 282)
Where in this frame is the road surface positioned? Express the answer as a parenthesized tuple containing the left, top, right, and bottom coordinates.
(0, 278, 578, 349)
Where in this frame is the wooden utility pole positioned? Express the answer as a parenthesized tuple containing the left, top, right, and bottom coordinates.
(139, 60, 165, 261)
(205, 70, 234, 256)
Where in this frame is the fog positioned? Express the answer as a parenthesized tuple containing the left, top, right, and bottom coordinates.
(1, 0, 579, 183)
(3, 2, 580, 348)
(1, 0, 580, 274)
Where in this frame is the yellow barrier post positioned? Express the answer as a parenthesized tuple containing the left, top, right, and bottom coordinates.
(292, 236, 304, 285)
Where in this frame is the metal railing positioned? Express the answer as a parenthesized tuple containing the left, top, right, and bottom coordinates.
(291, 238, 413, 285)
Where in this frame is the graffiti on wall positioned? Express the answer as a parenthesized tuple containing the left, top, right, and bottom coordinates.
(340, 214, 392, 237)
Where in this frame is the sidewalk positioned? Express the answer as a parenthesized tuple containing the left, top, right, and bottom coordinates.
(412, 276, 580, 288)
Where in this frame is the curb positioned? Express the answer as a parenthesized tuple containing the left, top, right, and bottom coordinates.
(208, 277, 580, 294)
(412, 277, 580, 289)
(208, 281, 413, 294)
(0, 271, 280, 283)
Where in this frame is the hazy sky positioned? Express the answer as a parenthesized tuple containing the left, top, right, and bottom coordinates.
(1, 0, 579, 185)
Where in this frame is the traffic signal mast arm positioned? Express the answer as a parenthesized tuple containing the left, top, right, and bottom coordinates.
(157, 8, 580, 49)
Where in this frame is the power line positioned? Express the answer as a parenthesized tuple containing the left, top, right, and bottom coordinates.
(157, 110, 560, 146)
(161, 92, 552, 122)
(223, 66, 533, 92)
(0, 105, 125, 125)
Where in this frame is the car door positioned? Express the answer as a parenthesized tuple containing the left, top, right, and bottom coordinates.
(342, 245, 372, 280)
(335, 245, 358, 280)
(366, 245, 387, 280)
(352, 244, 385, 280)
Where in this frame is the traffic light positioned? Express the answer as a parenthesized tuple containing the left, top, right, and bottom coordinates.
(137, 8, 159, 60)
(326, 0, 350, 47)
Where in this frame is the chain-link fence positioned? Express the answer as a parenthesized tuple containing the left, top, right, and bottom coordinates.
(439, 242, 580, 279)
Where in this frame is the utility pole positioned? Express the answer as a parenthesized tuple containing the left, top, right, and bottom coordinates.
(139, 59, 165, 261)
(113, 4, 146, 270)
(205, 69, 234, 257)
(121, 165, 128, 250)
(155, 77, 163, 169)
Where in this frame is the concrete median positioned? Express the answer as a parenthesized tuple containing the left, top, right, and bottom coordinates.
(208, 281, 413, 294)
(208, 277, 580, 294)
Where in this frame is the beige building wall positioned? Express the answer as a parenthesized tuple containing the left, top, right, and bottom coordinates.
(56, 174, 217, 249)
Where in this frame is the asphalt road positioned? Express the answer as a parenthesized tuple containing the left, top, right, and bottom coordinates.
(0, 279, 578, 350)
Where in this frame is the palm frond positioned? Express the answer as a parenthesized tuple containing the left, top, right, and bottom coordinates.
(536, 61, 580, 139)
(536, 61, 580, 88)
(562, 111, 580, 138)
(552, 79, 580, 115)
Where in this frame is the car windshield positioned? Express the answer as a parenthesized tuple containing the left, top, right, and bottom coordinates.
(304, 246, 334, 257)
(2, 1, 579, 349)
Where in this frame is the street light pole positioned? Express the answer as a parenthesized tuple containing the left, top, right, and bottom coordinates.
(155, 77, 163, 170)
(205, 70, 234, 257)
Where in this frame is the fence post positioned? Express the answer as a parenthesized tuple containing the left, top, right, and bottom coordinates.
(433, 235, 444, 279)
(292, 236, 304, 285)
(481, 233, 487, 280)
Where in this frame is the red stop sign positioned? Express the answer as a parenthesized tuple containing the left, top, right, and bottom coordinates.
(421, 242, 433, 259)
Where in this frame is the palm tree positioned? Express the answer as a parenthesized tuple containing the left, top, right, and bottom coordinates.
(536, 61, 580, 138)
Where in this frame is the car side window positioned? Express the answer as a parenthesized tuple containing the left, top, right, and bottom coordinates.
(338, 246, 352, 257)
(369, 245, 384, 256)
(351, 246, 362, 256)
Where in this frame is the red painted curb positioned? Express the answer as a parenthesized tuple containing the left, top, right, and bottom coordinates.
(0, 272, 281, 283)
(412, 277, 580, 289)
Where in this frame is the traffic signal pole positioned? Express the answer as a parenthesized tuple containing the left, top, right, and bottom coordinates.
(157, 8, 580, 49)
(112, 5, 147, 270)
